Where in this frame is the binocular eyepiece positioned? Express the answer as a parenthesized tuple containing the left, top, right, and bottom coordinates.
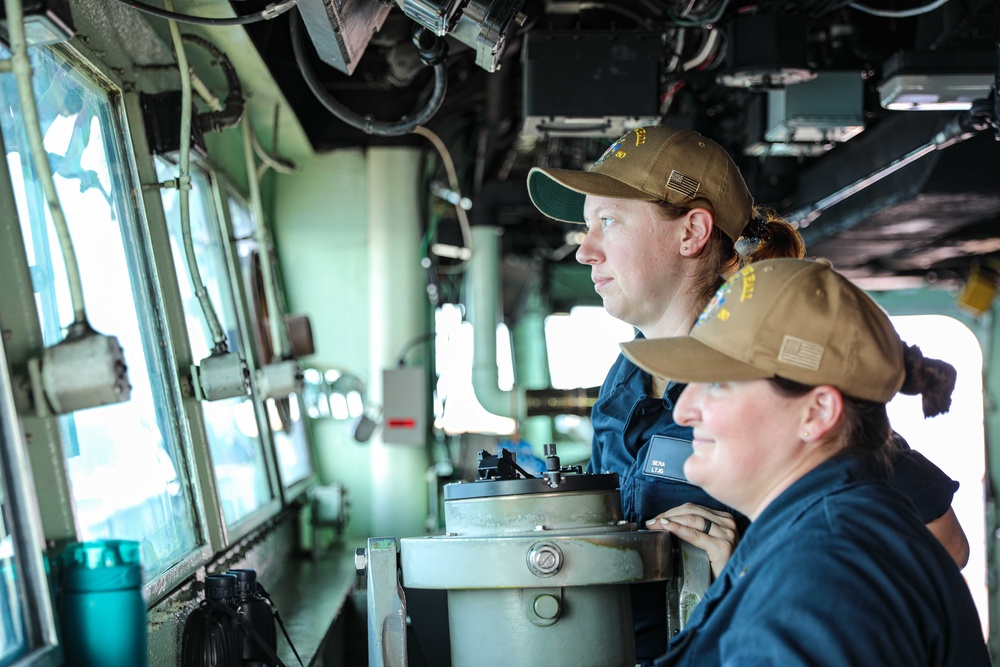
(180, 569, 278, 667)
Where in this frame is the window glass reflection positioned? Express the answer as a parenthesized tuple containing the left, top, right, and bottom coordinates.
(228, 196, 312, 486)
(0, 45, 197, 577)
(156, 159, 272, 524)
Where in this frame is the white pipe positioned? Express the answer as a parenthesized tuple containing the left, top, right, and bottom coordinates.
(4, 0, 87, 329)
(167, 2, 227, 352)
(469, 225, 524, 418)
(242, 115, 286, 359)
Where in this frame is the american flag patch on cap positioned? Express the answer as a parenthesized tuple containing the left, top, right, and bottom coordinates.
(667, 170, 700, 199)
(778, 336, 824, 370)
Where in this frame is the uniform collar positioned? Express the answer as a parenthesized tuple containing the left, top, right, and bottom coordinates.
(728, 454, 874, 568)
(612, 332, 686, 409)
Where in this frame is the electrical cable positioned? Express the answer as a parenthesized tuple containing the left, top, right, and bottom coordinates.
(254, 133, 297, 175)
(849, 0, 950, 18)
(242, 114, 287, 360)
(683, 26, 721, 70)
(252, 106, 297, 179)
(4, 0, 88, 334)
(669, 0, 731, 26)
(412, 125, 472, 274)
(289, 12, 448, 137)
(666, 26, 686, 73)
(167, 0, 228, 352)
(181, 34, 245, 134)
(395, 332, 435, 367)
(111, 0, 299, 26)
(190, 71, 223, 111)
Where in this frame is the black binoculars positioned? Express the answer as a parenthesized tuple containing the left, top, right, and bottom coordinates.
(180, 569, 279, 667)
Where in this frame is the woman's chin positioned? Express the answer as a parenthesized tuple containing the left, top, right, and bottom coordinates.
(683, 462, 709, 488)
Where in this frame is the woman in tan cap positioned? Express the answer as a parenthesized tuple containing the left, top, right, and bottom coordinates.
(527, 126, 968, 663)
(620, 258, 988, 666)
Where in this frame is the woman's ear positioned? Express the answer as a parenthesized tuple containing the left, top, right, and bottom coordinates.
(678, 208, 715, 256)
(801, 386, 844, 442)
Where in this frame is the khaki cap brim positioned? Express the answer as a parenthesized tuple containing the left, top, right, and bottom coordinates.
(621, 336, 773, 385)
(528, 167, 661, 224)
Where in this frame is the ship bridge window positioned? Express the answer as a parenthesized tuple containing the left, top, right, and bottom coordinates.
(888, 314, 987, 636)
(0, 44, 197, 580)
(435, 304, 517, 434)
(227, 192, 313, 488)
(156, 158, 274, 526)
(545, 306, 636, 390)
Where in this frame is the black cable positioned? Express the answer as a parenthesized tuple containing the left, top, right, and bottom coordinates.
(257, 583, 306, 667)
(396, 332, 435, 367)
(202, 599, 289, 667)
(112, 0, 299, 27)
(181, 34, 245, 133)
(290, 12, 448, 136)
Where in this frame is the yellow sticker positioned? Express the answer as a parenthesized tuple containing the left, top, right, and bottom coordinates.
(718, 309, 730, 321)
(615, 150, 627, 159)
(634, 127, 646, 146)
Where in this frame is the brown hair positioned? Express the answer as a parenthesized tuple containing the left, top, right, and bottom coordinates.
(899, 344, 957, 417)
(742, 207, 806, 265)
(768, 376, 893, 475)
(655, 202, 806, 305)
(766, 343, 956, 474)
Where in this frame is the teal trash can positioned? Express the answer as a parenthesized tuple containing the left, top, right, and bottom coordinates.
(58, 540, 147, 667)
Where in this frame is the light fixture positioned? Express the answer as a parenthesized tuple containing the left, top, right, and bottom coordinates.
(878, 50, 993, 111)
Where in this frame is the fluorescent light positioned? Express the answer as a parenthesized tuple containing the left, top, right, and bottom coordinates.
(879, 73, 993, 111)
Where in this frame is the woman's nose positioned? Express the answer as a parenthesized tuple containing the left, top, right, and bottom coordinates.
(673, 384, 701, 426)
(575, 228, 601, 264)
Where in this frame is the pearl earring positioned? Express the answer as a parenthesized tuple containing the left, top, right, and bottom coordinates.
(801, 431, 810, 439)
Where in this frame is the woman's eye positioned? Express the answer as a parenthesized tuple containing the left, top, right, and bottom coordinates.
(601, 217, 615, 229)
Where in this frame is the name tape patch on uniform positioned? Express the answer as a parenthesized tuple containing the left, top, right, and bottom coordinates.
(642, 435, 694, 482)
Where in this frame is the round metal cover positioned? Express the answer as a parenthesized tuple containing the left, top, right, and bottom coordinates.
(443, 473, 619, 501)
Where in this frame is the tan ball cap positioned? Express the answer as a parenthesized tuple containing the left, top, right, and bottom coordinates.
(527, 126, 753, 241)
(620, 259, 906, 403)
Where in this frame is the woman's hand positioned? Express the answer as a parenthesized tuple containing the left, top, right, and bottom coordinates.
(645, 503, 738, 580)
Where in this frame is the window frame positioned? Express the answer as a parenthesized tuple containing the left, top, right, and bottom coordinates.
(2, 41, 215, 602)
(126, 129, 283, 552)
(215, 177, 315, 503)
(190, 163, 283, 541)
(88, 48, 212, 599)
(0, 315, 61, 667)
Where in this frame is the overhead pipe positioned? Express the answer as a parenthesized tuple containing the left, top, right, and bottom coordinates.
(787, 105, 993, 232)
(468, 226, 598, 420)
(469, 226, 524, 418)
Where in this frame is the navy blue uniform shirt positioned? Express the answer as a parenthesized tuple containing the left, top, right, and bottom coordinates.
(655, 454, 988, 666)
(589, 349, 960, 661)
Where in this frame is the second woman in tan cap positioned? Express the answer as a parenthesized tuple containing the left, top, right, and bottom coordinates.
(620, 258, 987, 666)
